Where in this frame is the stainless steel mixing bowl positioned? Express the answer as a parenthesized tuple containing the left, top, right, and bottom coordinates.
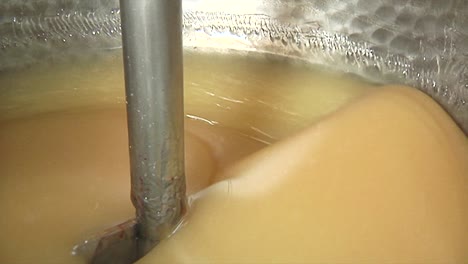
(1, 0, 467, 134)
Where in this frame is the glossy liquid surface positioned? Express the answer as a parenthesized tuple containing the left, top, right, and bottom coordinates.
(140, 87, 468, 263)
(0, 53, 374, 263)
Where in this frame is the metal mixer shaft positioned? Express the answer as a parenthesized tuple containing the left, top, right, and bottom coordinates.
(72, 1, 186, 263)
(120, 0, 186, 256)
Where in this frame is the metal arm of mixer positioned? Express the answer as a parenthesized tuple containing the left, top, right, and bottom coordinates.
(72, 1, 186, 263)
(120, 0, 186, 257)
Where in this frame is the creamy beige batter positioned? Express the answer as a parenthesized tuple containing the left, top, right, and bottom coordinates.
(0, 53, 466, 263)
(139, 86, 468, 263)
(0, 108, 264, 263)
(0, 53, 373, 263)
